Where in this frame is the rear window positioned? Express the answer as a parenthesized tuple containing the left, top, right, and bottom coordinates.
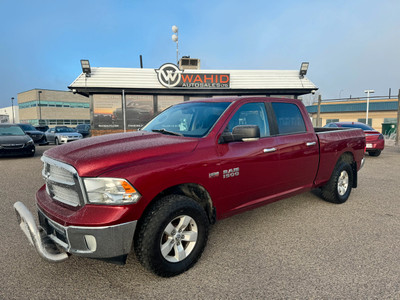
(339, 123, 374, 130)
(272, 102, 306, 134)
(18, 124, 36, 131)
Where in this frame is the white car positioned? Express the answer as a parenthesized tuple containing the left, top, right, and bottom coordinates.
(45, 126, 83, 145)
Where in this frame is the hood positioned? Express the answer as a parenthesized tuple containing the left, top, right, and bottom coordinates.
(25, 130, 44, 136)
(0, 135, 32, 145)
(56, 132, 81, 136)
(44, 131, 199, 177)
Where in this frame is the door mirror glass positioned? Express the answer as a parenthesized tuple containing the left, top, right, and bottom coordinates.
(219, 125, 260, 143)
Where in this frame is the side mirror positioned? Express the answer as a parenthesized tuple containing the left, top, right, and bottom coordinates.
(219, 125, 260, 143)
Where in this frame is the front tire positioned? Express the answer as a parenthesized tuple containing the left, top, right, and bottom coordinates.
(321, 161, 353, 204)
(55, 138, 60, 145)
(134, 195, 209, 277)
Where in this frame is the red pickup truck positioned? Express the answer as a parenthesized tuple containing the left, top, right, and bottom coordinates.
(14, 97, 365, 277)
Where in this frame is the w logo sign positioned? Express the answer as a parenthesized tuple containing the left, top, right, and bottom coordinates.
(156, 63, 182, 88)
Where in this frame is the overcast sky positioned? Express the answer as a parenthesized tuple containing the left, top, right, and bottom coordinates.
(0, 0, 399, 108)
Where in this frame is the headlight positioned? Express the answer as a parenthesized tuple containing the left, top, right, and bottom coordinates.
(26, 139, 34, 146)
(83, 178, 141, 205)
(60, 135, 68, 139)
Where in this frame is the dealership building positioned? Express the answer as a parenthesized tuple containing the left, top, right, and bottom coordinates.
(12, 60, 399, 136)
(67, 60, 317, 135)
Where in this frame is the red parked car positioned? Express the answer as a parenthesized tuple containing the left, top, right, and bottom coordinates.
(325, 122, 384, 156)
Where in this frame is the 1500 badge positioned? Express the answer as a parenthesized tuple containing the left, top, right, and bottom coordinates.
(223, 167, 239, 179)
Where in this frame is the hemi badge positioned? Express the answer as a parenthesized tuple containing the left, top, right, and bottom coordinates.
(209, 172, 220, 178)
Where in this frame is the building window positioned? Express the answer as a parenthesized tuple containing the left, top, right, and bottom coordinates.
(384, 118, 397, 123)
(326, 119, 339, 123)
(158, 95, 184, 112)
(19, 100, 89, 109)
(358, 118, 372, 126)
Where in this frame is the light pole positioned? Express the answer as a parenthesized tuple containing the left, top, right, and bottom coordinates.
(38, 90, 42, 125)
(364, 89, 374, 125)
(339, 89, 345, 99)
(11, 97, 14, 123)
(172, 25, 179, 64)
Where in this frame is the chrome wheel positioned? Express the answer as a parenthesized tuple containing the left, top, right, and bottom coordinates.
(337, 170, 349, 196)
(160, 215, 198, 263)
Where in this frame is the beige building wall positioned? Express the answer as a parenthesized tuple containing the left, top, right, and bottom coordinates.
(309, 98, 398, 133)
(18, 89, 90, 125)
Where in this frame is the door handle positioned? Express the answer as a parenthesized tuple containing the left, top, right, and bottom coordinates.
(306, 142, 316, 146)
(263, 148, 277, 153)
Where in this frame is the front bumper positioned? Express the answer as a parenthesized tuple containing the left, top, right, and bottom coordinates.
(59, 136, 81, 144)
(14, 201, 137, 262)
(30, 135, 48, 145)
(0, 144, 35, 157)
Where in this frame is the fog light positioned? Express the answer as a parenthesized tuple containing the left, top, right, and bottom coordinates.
(84, 235, 97, 252)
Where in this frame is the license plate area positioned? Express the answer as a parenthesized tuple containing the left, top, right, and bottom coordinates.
(38, 210, 68, 246)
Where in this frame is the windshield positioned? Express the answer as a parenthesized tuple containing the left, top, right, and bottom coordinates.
(0, 125, 26, 136)
(142, 102, 230, 137)
(19, 124, 36, 131)
(56, 127, 76, 133)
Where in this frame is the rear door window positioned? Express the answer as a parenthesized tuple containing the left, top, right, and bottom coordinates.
(271, 102, 306, 135)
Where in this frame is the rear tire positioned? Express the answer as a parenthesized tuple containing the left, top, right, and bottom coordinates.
(134, 195, 209, 277)
(321, 161, 353, 204)
(368, 150, 381, 157)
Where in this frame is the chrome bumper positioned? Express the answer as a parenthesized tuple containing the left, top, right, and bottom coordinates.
(360, 157, 365, 170)
(14, 201, 68, 262)
(14, 201, 137, 262)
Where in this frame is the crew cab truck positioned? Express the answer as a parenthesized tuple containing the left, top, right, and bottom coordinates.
(14, 97, 366, 277)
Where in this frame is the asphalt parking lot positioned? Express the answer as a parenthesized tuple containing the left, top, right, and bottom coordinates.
(1, 144, 399, 299)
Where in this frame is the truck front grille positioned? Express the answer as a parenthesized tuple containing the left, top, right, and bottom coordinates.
(42, 156, 86, 207)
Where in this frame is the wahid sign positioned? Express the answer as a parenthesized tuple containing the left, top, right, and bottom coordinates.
(155, 63, 230, 89)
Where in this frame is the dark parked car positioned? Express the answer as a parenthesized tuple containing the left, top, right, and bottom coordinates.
(0, 124, 35, 157)
(324, 121, 384, 156)
(16, 123, 48, 145)
(34, 125, 49, 133)
(75, 124, 91, 137)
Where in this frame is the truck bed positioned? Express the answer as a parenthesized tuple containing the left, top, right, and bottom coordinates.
(313, 127, 365, 187)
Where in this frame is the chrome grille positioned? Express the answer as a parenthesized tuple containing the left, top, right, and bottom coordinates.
(48, 164, 75, 185)
(2, 144, 24, 149)
(42, 156, 85, 207)
(51, 185, 80, 207)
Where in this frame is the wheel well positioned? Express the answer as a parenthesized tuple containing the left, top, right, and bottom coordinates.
(339, 152, 357, 188)
(141, 183, 215, 225)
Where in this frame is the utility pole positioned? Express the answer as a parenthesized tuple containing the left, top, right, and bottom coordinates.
(11, 97, 14, 123)
(396, 89, 400, 146)
(317, 94, 322, 127)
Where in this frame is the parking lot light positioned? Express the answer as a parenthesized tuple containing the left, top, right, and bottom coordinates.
(299, 62, 309, 78)
(11, 97, 14, 123)
(80, 59, 91, 77)
(364, 89, 374, 125)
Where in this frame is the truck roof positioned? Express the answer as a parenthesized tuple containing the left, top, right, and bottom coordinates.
(187, 96, 302, 104)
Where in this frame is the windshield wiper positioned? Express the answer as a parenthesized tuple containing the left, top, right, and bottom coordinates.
(152, 129, 183, 136)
